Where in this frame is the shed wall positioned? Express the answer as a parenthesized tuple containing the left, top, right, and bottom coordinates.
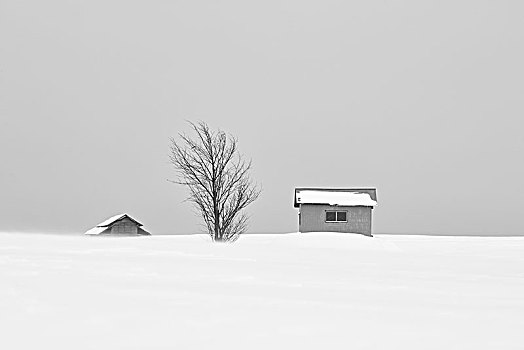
(299, 204, 372, 236)
(110, 218, 139, 235)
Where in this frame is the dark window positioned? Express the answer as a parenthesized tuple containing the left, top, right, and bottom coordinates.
(326, 210, 347, 222)
(326, 211, 336, 222)
(336, 211, 347, 222)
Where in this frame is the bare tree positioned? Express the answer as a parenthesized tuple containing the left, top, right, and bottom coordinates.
(169, 121, 261, 242)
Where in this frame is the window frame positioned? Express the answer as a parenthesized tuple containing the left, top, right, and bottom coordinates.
(325, 210, 348, 223)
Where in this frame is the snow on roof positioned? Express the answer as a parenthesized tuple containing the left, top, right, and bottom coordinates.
(84, 226, 110, 235)
(296, 190, 377, 207)
(96, 213, 142, 227)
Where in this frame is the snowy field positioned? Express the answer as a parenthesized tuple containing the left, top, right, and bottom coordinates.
(1, 232, 523, 350)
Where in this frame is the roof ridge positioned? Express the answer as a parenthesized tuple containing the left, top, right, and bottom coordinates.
(96, 213, 142, 227)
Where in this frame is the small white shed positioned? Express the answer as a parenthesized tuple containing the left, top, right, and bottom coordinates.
(294, 188, 378, 236)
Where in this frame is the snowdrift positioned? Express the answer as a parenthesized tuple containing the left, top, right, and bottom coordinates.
(1, 231, 523, 350)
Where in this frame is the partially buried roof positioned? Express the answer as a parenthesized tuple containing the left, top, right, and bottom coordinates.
(84, 213, 149, 235)
(294, 188, 377, 208)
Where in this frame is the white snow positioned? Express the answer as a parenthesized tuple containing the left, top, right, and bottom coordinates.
(1, 232, 523, 349)
(297, 190, 377, 206)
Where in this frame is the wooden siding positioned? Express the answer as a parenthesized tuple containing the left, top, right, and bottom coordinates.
(299, 204, 372, 236)
(110, 218, 139, 235)
(137, 227, 150, 235)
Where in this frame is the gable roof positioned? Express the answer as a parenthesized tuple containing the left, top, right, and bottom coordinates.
(294, 188, 377, 208)
(96, 213, 143, 227)
(84, 213, 145, 235)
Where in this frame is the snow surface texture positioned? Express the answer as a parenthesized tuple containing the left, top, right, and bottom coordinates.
(296, 190, 377, 206)
(1, 232, 523, 349)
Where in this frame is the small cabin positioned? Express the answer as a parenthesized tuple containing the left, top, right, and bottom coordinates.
(294, 188, 377, 236)
(84, 213, 151, 236)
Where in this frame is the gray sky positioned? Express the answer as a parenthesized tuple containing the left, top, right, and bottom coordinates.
(1, 0, 523, 235)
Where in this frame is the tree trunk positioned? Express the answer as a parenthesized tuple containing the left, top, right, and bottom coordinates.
(214, 206, 221, 241)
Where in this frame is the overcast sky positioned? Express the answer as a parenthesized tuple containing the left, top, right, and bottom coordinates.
(1, 0, 523, 235)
